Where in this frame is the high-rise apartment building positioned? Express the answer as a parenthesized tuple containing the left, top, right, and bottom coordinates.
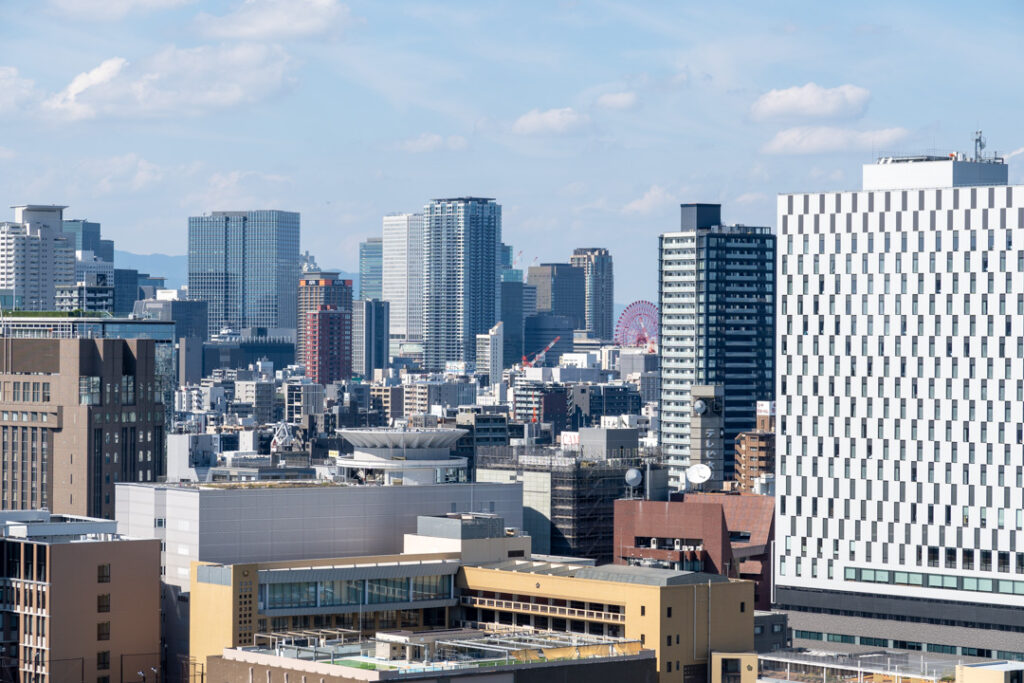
(352, 298, 390, 378)
(382, 212, 424, 358)
(359, 236, 383, 300)
(775, 149, 1024, 656)
(658, 203, 775, 490)
(0, 205, 75, 310)
(187, 210, 300, 332)
(304, 305, 350, 385)
(296, 271, 352, 368)
(0, 338, 164, 518)
(423, 198, 501, 370)
(571, 247, 614, 340)
(527, 263, 586, 330)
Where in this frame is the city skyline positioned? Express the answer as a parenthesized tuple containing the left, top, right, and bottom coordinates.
(2, 2, 1023, 303)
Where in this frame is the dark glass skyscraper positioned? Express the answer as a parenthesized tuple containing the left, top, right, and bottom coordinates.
(358, 237, 383, 300)
(188, 210, 300, 333)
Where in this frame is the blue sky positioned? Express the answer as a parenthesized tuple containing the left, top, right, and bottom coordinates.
(1, 1, 1022, 302)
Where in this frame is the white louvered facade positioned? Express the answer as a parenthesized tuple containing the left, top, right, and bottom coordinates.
(775, 154, 1024, 655)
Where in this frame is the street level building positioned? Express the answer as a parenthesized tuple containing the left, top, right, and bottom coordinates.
(614, 493, 775, 610)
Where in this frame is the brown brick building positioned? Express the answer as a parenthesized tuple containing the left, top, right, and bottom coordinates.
(733, 401, 775, 493)
(0, 338, 164, 518)
(613, 493, 774, 609)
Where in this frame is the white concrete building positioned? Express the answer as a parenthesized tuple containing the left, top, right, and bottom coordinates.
(475, 321, 503, 387)
(0, 205, 75, 310)
(382, 212, 424, 358)
(775, 146, 1024, 656)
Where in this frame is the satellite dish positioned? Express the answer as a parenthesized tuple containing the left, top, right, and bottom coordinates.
(686, 463, 712, 485)
(693, 399, 707, 415)
(625, 468, 643, 488)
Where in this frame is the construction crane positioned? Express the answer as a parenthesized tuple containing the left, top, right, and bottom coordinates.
(522, 336, 561, 368)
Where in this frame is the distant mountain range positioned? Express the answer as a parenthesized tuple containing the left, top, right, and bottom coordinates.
(115, 251, 358, 292)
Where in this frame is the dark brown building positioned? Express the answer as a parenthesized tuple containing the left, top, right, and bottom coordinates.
(614, 492, 774, 609)
(733, 400, 775, 493)
(0, 338, 164, 518)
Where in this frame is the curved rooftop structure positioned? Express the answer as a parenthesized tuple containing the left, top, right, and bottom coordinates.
(340, 428, 466, 451)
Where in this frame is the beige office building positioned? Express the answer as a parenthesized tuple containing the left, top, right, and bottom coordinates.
(0, 510, 160, 683)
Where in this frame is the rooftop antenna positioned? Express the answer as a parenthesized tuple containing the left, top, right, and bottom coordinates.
(974, 130, 986, 161)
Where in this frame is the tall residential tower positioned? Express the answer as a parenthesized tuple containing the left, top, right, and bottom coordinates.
(422, 198, 501, 370)
(571, 247, 614, 340)
(658, 203, 775, 489)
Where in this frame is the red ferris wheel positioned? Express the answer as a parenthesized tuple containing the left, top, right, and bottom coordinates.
(614, 300, 659, 348)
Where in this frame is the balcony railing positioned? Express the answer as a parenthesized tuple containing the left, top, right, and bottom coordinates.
(460, 595, 625, 623)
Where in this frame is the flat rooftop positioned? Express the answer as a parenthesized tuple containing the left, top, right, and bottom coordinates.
(474, 559, 729, 586)
(228, 626, 649, 679)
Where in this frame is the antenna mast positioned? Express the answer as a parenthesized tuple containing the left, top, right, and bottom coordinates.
(974, 130, 986, 161)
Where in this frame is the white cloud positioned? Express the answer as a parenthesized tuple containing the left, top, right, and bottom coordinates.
(183, 170, 291, 210)
(623, 185, 675, 214)
(48, 0, 193, 20)
(396, 133, 468, 153)
(596, 91, 637, 109)
(751, 83, 870, 121)
(44, 58, 128, 120)
(762, 126, 908, 155)
(1005, 146, 1024, 160)
(0, 67, 37, 114)
(735, 192, 767, 205)
(82, 154, 164, 193)
(512, 107, 587, 135)
(42, 45, 293, 120)
(196, 0, 349, 40)
(0, 147, 14, 160)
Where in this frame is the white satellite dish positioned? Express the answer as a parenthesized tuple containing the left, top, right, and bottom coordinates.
(693, 399, 707, 415)
(686, 463, 712, 485)
(624, 468, 643, 488)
